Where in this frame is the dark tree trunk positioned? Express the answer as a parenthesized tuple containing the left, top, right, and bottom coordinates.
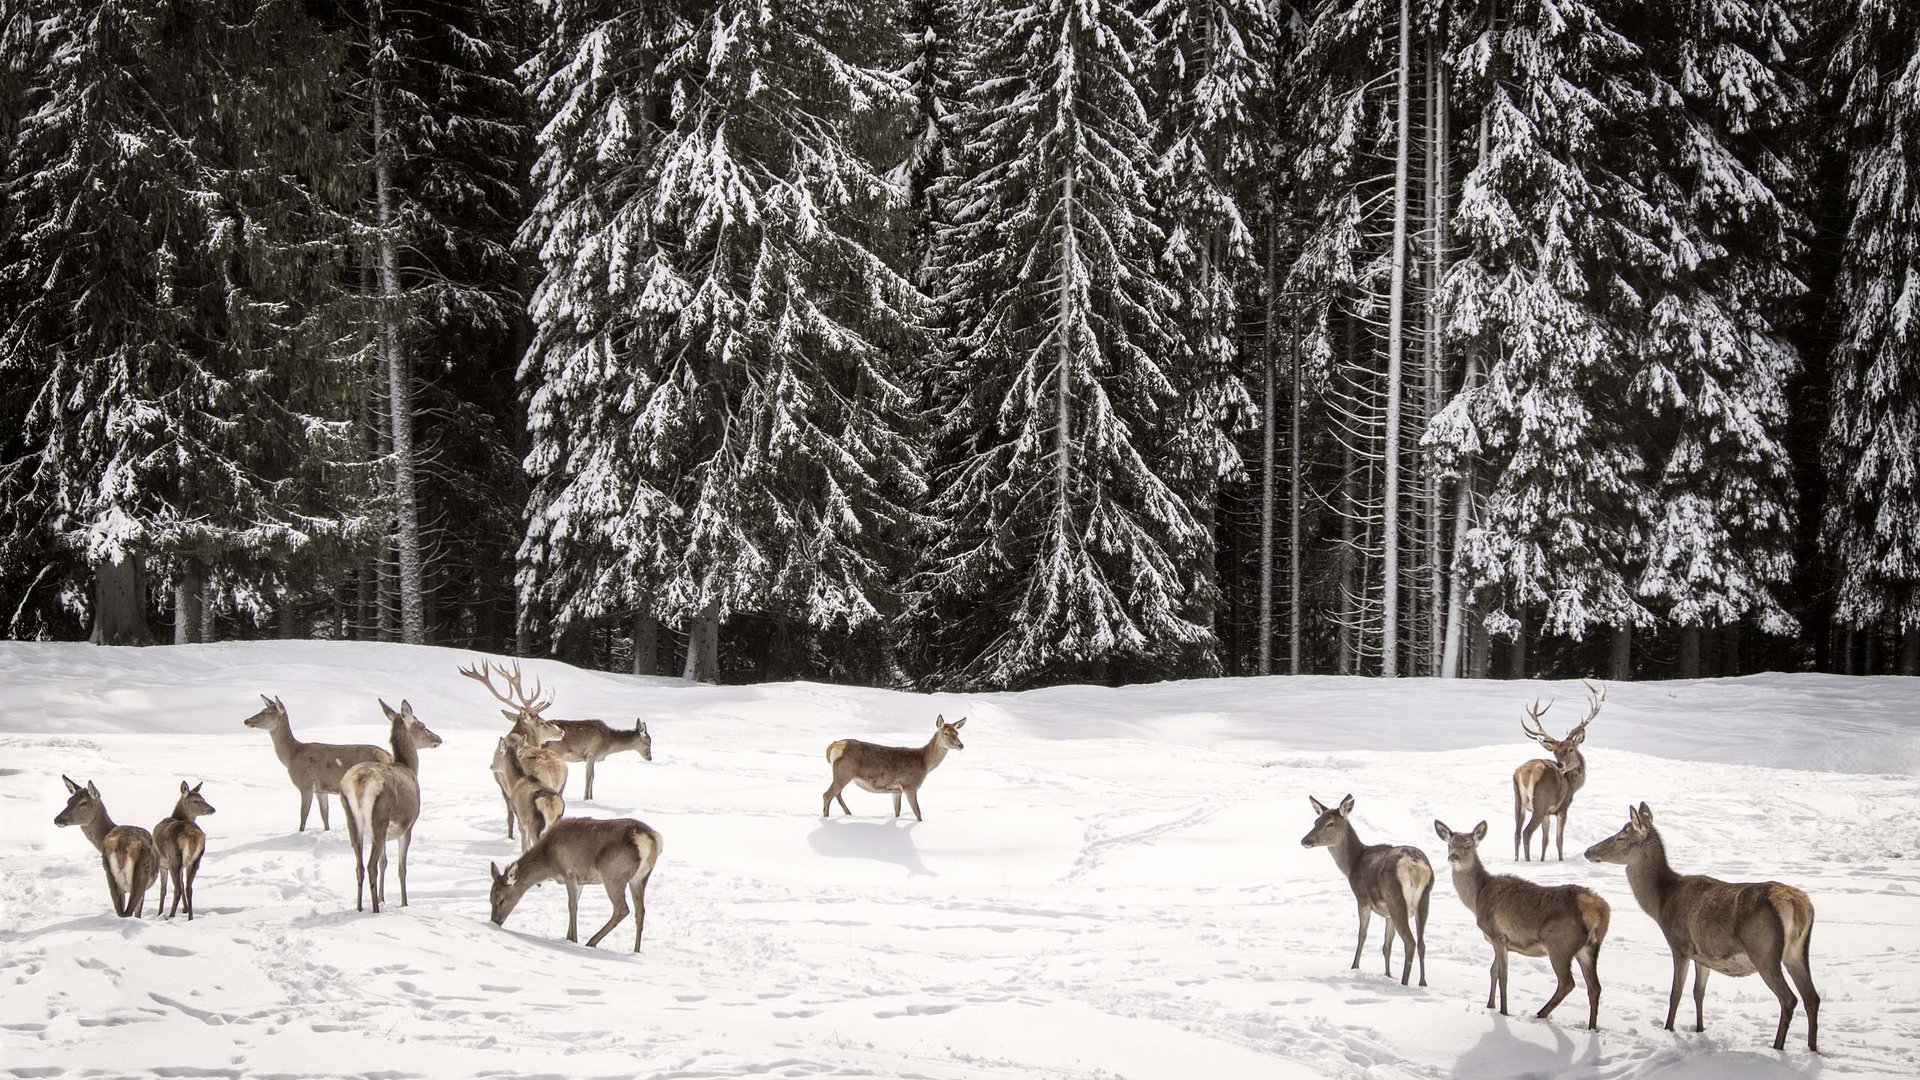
(632, 607, 660, 676)
(1901, 627, 1920, 676)
(1722, 623, 1742, 677)
(1468, 609, 1490, 679)
(1506, 611, 1526, 679)
(1678, 624, 1702, 679)
(1609, 625, 1631, 681)
(278, 601, 298, 640)
(174, 563, 203, 645)
(90, 555, 155, 646)
(682, 601, 720, 683)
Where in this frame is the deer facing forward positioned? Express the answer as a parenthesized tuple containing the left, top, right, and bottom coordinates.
(1301, 794, 1433, 986)
(1512, 681, 1604, 861)
(54, 776, 159, 918)
(822, 716, 965, 821)
(1585, 803, 1819, 1051)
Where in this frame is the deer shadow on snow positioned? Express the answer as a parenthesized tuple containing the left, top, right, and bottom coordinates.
(1450, 1014, 1598, 1079)
(807, 819, 935, 878)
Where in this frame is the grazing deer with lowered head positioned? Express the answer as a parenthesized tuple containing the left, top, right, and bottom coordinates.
(340, 700, 442, 912)
(243, 695, 392, 831)
(153, 781, 215, 920)
(1513, 681, 1604, 861)
(548, 718, 651, 800)
(460, 660, 568, 794)
(1585, 803, 1819, 1051)
(1435, 819, 1610, 1029)
(1301, 794, 1433, 986)
(54, 776, 159, 918)
(492, 736, 565, 851)
(822, 716, 965, 821)
(489, 816, 663, 952)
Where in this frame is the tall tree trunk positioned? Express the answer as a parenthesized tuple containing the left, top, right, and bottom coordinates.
(174, 563, 203, 646)
(1468, 609, 1490, 679)
(371, 0, 424, 646)
(1722, 623, 1742, 677)
(1380, 0, 1413, 677)
(1425, 35, 1449, 676)
(90, 555, 155, 646)
(1338, 436, 1357, 675)
(1901, 626, 1920, 676)
(1289, 296, 1303, 676)
(277, 601, 297, 640)
(632, 603, 660, 676)
(681, 601, 720, 683)
(1505, 609, 1526, 679)
(200, 576, 219, 643)
(1609, 625, 1632, 681)
(1258, 216, 1276, 677)
(1678, 624, 1702, 679)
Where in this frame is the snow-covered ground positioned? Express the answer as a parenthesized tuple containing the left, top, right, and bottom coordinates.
(1, 641, 1916, 1079)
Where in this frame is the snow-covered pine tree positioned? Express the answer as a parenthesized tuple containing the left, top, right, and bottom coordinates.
(914, 0, 1214, 687)
(520, 0, 925, 681)
(899, 0, 963, 286)
(1825, 0, 1920, 674)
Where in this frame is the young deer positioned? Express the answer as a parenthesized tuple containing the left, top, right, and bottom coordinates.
(340, 700, 442, 913)
(1300, 794, 1433, 986)
(153, 781, 215, 920)
(548, 718, 651, 800)
(492, 736, 565, 851)
(489, 816, 664, 952)
(1585, 803, 1819, 1051)
(243, 695, 392, 831)
(461, 660, 568, 794)
(54, 776, 159, 918)
(822, 716, 966, 821)
(1436, 819, 1610, 1029)
(1512, 681, 1604, 861)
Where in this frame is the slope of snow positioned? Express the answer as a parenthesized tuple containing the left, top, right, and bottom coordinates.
(1, 640, 1915, 1079)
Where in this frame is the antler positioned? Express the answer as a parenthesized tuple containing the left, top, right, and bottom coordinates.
(1520, 697, 1556, 743)
(1568, 679, 1605, 737)
(457, 659, 553, 716)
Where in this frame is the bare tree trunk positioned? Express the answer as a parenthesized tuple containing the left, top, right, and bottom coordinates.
(1258, 215, 1276, 676)
(681, 601, 720, 683)
(1468, 610, 1490, 679)
(632, 604, 659, 676)
(1505, 609, 1525, 679)
(1339, 436, 1357, 675)
(1289, 297, 1303, 676)
(200, 576, 218, 643)
(1380, 0, 1413, 677)
(174, 563, 203, 646)
(1679, 624, 1702, 679)
(1722, 622, 1742, 677)
(371, 0, 424, 646)
(1901, 626, 1920, 676)
(278, 601, 297, 640)
(1609, 625, 1631, 681)
(90, 555, 155, 646)
(1424, 35, 1449, 676)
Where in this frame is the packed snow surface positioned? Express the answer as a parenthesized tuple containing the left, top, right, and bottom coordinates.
(2, 641, 1917, 1079)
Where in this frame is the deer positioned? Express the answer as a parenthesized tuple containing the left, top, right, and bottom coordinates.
(1300, 794, 1433, 986)
(153, 781, 215, 920)
(54, 776, 159, 918)
(822, 715, 966, 821)
(460, 659, 568, 795)
(492, 736, 566, 851)
(547, 718, 651, 800)
(1585, 803, 1819, 1051)
(243, 694, 393, 831)
(340, 700, 442, 913)
(1435, 819, 1610, 1030)
(489, 815, 664, 952)
(1513, 680, 1604, 861)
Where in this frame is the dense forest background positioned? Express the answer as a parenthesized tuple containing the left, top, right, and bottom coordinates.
(0, 0, 1915, 688)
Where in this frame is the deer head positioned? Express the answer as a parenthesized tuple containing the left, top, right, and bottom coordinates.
(1433, 819, 1490, 869)
(1300, 794, 1356, 848)
(934, 715, 966, 751)
(379, 699, 444, 749)
(1521, 681, 1605, 759)
(1583, 802, 1657, 865)
(54, 775, 103, 828)
(176, 781, 216, 819)
(242, 694, 289, 730)
(488, 860, 532, 925)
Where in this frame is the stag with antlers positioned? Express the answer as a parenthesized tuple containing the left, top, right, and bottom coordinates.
(460, 660, 570, 811)
(1512, 681, 1604, 862)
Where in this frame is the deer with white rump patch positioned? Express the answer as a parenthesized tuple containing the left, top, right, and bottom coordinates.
(822, 715, 965, 821)
(1300, 794, 1433, 986)
(54, 775, 159, 917)
(1436, 819, 1610, 1029)
(1585, 802, 1819, 1051)
(489, 816, 663, 952)
(243, 694, 392, 831)
(492, 735, 565, 851)
(340, 700, 442, 912)
(1512, 681, 1604, 861)
(153, 781, 215, 920)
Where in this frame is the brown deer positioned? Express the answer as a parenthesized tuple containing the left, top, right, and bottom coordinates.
(460, 660, 568, 794)
(822, 715, 966, 821)
(153, 781, 215, 920)
(1435, 819, 1610, 1029)
(54, 776, 159, 918)
(340, 700, 442, 913)
(492, 736, 565, 851)
(1585, 803, 1819, 1051)
(1300, 794, 1433, 986)
(243, 695, 392, 831)
(549, 718, 651, 800)
(489, 816, 664, 952)
(1512, 681, 1604, 861)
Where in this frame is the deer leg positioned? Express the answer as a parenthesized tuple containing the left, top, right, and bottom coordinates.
(1392, 907, 1417, 986)
(1555, 810, 1568, 861)
(369, 821, 390, 913)
(837, 790, 853, 815)
(1784, 929, 1819, 1053)
(1513, 781, 1525, 861)
(184, 858, 199, 920)
(396, 827, 412, 908)
(1538, 948, 1576, 1019)
(822, 780, 848, 818)
(1414, 887, 1431, 987)
(1663, 949, 1687, 1030)
(1521, 808, 1545, 862)
(168, 863, 186, 918)
(156, 865, 170, 918)
(1756, 949, 1796, 1051)
(299, 787, 313, 832)
(631, 874, 649, 952)
(1351, 904, 1371, 970)
(584, 759, 595, 801)
(1577, 943, 1602, 1031)
(1490, 942, 1511, 1015)
(506, 799, 515, 839)
(564, 880, 582, 943)
(585, 881, 629, 948)
(893, 792, 902, 818)
(348, 816, 366, 912)
(1690, 961, 1709, 1032)
(906, 787, 924, 822)
(1381, 915, 1394, 978)
(318, 791, 332, 831)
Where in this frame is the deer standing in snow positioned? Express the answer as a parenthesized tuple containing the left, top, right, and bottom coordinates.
(461, 660, 568, 795)
(54, 776, 159, 917)
(1300, 794, 1433, 986)
(243, 695, 391, 831)
(1436, 819, 1610, 1029)
(822, 716, 965, 821)
(548, 718, 651, 800)
(153, 781, 215, 920)
(493, 736, 565, 851)
(1513, 681, 1604, 861)
(1585, 803, 1819, 1051)
(340, 700, 442, 912)
(489, 816, 664, 952)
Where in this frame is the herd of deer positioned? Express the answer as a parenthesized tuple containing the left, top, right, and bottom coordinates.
(50, 671, 1819, 1053)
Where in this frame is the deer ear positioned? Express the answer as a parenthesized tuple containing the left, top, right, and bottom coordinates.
(260, 693, 275, 707)
(1433, 820, 1451, 841)
(86, 781, 100, 798)
(951, 717, 965, 729)
(275, 695, 286, 710)
(192, 782, 204, 794)
(489, 861, 502, 882)
(399, 699, 415, 716)
(379, 699, 400, 721)
(1337, 794, 1354, 817)
(638, 721, 648, 733)
(501, 709, 519, 723)
(62, 774, 81, 794)
(1472, 820, 1489, 842)
(1309, 796, 1329, 815)
(933, 714, 944, 727)
(1637, 801, 1652, 824)
(180, 780, 190, 794)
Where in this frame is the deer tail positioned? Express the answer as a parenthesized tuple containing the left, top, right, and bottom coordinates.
(1577, 890, 1610, 950)
(826, 740, 847, 765)
(1768, 883, 1814, 963)
(630, 825, 663, 880)
(343, 769, 383, 852)
(1397, 855, 1432, 918)
(108, 848, 137, 902)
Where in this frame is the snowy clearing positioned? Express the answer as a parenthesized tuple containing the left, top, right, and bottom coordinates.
(1, 641, 1917, 1079)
